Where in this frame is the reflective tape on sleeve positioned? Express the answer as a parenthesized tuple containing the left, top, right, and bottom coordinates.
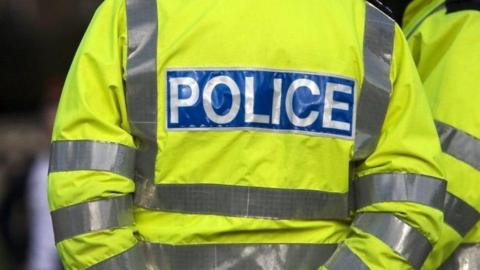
(51, 195, 134, 243)
(49, 140, 136, 179)
(436, 121, 480, 171)
(439, 243, 480, 270)
(126, 0, 158, 182)
(353, 212, 431, 270)
(444, 192, 480, 237)
(355, 173, 446, 210)
(88, 244, 146, 270)
(141, 242, 337, 270)
(324, 243, 370, 270)
(354, 2, 395, 161)
(135, 176, 349, 220)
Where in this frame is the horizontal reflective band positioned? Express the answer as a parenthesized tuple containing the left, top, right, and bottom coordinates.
(355, 173, 446, 210)
(324, 244, 369, 270)
(51, 196, 134, 243)
(135, 179, 349, 220)
(49, 140, 136, 179)
(436, 121, 480, 171)
(439, 243, 480, 270)
(354, 2, 395, 161)
(444, 192, 480, 236)
(142, 242, 337, 270)
(88, 244, 145, 270)
(353, 212, 431, 270)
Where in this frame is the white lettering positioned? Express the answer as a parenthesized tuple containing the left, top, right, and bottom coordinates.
(285, 79, 320, 127)
(245, 77, 270, 124)
(272, 79, 282, 125)
(203, 76, 241, 124)
(169, 77, 200, 124)
(323, 82, 352, 131)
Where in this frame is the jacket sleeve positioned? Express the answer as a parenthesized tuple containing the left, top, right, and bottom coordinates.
(323, 23, 446, 270)
(405, 6, 480, 270)
(47, 0, 144, 269)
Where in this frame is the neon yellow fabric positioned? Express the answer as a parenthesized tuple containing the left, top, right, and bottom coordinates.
(154, 0, 361, 194)
(50, 0, 444, 269)
(354, 22, 444, 246)
(404, 1, 480, 269)
(135, 208, 350, 244)
(56, 227, 138, 270)
(48, 0, 137, 269)
(48, 171, 134, 211)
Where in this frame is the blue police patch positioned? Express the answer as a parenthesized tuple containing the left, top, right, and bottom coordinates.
(166, 68, 355, 138)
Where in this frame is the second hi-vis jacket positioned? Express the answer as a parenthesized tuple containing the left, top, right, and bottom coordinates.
(48, 0, 446, 269)
(403, 0, 480, 269)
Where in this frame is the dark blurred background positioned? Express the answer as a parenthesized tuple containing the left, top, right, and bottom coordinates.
(0, 1, 409, 269)
(0, 1, 102, 269)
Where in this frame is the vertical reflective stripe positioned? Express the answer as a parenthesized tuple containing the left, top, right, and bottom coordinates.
(444, 192, 480, 237)
(49, 140, 136, 179)
(324, 243, 370, 270)
(353, 212, 431, 270)
(141, 242, 337, 270)
(88, 244, 146, 270)
(51, 195, 134, 243)
(436, 121, 480, 171)
(354, 2, 395, 161)
(355, 173, 446, 210)
(439, 244, 480, 270)
(126, 0, 158, 182)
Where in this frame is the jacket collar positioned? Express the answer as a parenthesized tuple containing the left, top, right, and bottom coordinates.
(403, 0, 445, 34)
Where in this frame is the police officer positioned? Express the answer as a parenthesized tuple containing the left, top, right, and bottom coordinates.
(48, 0, 446, 269)
(401, 0, 480, 269)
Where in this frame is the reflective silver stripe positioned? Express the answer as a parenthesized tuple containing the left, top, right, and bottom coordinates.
(88, 244, 146, 270)
(135, 177, 349, 220)
(126, 0, 158, 182)
(324, 244, 370, 270)
(49, 141, 136, 179)
(444, 192, 480, 237)
(51, 196, 134, 243)
(436, 121, 480, 171)
(142, 242, 337, 270)
(354, 2, 395, 161)
(355, 173, 446, 210)
(353, 213, 431, 270)
(439, 243, 480, 270)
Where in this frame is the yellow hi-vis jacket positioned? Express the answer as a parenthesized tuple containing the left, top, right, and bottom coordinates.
(48, 0, 446, 269)
(403, 0, 480, 269)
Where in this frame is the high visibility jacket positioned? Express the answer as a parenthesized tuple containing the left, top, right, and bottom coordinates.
(403, 0, 480, 269)
(48, 1, 446, 269)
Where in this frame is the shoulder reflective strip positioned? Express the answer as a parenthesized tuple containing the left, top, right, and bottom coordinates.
(324, 243, 370, 270)
(49, 140, 136, 179)
(353, 212, 431, 270)
(436, 121, 480, 171)
(51, 195, 134, 243)
(354, 2, 395, 161)
(135, 177, 349, 220)
(355, 173, 446, 210)
(141, 242, 337, 270)
(444, 192, 480, 237)
(88, 244, 146, 270)
(439, 243, 480, 270)
(125, 0, 158, 182)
